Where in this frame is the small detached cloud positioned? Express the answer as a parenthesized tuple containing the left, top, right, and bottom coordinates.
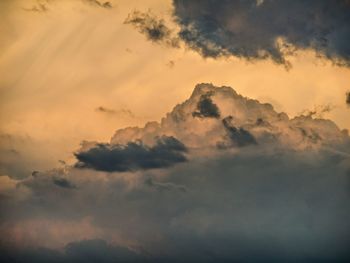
(124, 10, 180, 48)
(22, 2, 48, 13)
(95, 106, 135, 118)
(74, 136, 188, 172)
(83, 0, 112, 9)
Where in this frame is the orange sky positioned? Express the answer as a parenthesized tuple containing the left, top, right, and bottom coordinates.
(1, 0, 349, 170)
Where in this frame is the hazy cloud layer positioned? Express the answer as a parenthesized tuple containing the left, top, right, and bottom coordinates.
(1, 84, 349, 262)
(52, 177, 76, 189)
(173, 0, 350, 67)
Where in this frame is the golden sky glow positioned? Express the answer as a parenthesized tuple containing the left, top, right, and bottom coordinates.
(1, 1, 350, 261)
(1, 0, 349, 168)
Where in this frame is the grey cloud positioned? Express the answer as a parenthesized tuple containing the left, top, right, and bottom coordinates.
(173, 0, 350, 67)
(144, 177, 187, 192)
(124, 10, 180, 47)
(2, 147, 350, 262)
(0, 239, 144, 263)
(192, 92, 221, 119)
(220, 116, 257, 147)
(74, 136, 187, 172)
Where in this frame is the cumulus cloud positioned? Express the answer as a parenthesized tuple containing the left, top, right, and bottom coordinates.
(74, 136, 188, 172)
(1, 83, 349, 262)
(173, 0, 350, 67)
(124, 10, 180, 48)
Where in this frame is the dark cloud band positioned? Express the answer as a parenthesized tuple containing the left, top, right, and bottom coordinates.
(173, 0, 350, 67)
(74, 136, 187, 172)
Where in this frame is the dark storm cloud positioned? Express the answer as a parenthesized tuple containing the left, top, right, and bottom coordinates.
(75, 136, 187, 172)
(192, 93, 221, 118)
(84, 0, 112, 9)
(124, 10, 180, 47)
(173, 0, 350, 67)
(52, 177, 76, 189)
(220, 116, 257, 147)
(2, 148, 350, 262)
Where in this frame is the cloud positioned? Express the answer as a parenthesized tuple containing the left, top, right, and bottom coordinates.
(74, 136, 188, 172)
(144, 177, 187, 193)
(172, 0, 350, 67)
(192, 92, 221, 118)
(84, 0, 113, 9)
(0, 239, 143, 263)
(124, 10, 180, 48)
(52, 177, 76, 189)
(1, 83, 349, 262)
(109, 83, 348, 151)
(219, 116, 257, 148)
(22, 1, 49, 13)
(95, 106, 135, 118)
(299, 104, 334, 118)
(347, 91, 350, 106)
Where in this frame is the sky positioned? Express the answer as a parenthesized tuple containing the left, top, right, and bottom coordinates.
(0, 0, 350, 262)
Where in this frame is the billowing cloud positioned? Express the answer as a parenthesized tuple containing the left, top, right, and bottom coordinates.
(0, 84, 349, 262)
(74, 136, 188, 172)
(173, 0, 350, 67)
(124, 10, 180, 47)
